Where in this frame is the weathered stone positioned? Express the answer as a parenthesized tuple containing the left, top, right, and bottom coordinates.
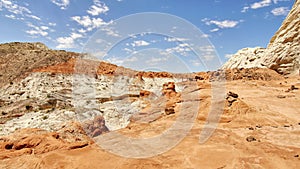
(246, 136, 256, 142)
(223, 0, 300, 75)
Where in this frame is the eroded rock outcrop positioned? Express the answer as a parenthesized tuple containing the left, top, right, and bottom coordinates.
(223, 0, 300, 75)
(263, 0, 300, 75)
(82, 115, 109, 137)
(222, 47, 266, 69)
(0, 122, 92, 160)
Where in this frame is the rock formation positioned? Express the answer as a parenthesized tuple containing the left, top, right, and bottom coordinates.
(0, 37, 300, 167)
(223, 0, 300, 75)
(222, 47, 266, 69)
(263, 0, 300, 75)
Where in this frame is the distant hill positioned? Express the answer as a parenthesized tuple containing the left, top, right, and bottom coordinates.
(0, 42, 80, 87)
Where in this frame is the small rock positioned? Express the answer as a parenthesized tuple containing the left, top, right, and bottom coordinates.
(294, 154, 299, 158)
(246, 136, 256, 142)
(248, 127, 254, 130)
(227, 91, 238, 98)
(277, 95, 286, 99)
(283, 124, 291, 127)
(291, 85, 298, 90)
(227, 97, 237, 102)
(82, 115, 109, 137)
(140, 90, 151, 97)
(226, 91, 239, 107)
(195, 75, 204, 81)
(165, 104, 175, 115)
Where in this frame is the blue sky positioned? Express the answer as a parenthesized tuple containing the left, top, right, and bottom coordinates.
(0, 0, 295, 72)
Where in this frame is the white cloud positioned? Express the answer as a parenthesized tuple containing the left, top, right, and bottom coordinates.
(26, 14, 41, 20)
(1, 0, 43, 22)
(210, 28, 219, 32)
(165, 43, 192, 56)
(70, 32, 83, 39)
(72, 16, 92, 27)
(131, 40, 150, 47)
(198, 45, 215, 53)
(78, 28, 87, 33)
(203, 18, 240, 30)
(40, 26, 49, 30)
(250, 0, 272, 9)
(92, 18, 107, 27)
(87, 0, 109, 16)
(164, 37, 188, 42)
(56, 32, 84, 49)
(56, 37, 74, 49)
(26, 30, 48, 37)
(208, 20, 239, 28)
(271, 7, 290, 16)
(1, 0, 31, 15)
(71, 15, 108, 32)
(25, 28, 47, 36)
(123, 47, 134, 54)
(100, 25, 120, 37)
(26, 23, 49, 37)
(51, 0, 69, 10)
(49, 22, 57, 26)
(106, 57, 124, 65)
(273, 0, 290, 4)
(201, 34, 210, 38)
(5, 14, 15, 19)
(71, 1, 113, 37)
(241, 6, 249, 13)
(242, 0, 282, 12)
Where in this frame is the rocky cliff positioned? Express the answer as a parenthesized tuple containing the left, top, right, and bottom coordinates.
(223, 0, 300, 75)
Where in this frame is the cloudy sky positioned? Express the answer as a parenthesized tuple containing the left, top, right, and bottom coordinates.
(0, 0, 295, 71)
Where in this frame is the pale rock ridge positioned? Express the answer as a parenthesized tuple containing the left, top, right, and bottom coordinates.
(223, 0, 300, 75)
(222, 47, 266, 69)
(263, 0, 300, 75)
(0, 71, 184, 135)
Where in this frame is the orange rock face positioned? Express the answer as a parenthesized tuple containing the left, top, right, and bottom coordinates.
(0, 122, 92, 160)
(82, 115, 109, 137)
